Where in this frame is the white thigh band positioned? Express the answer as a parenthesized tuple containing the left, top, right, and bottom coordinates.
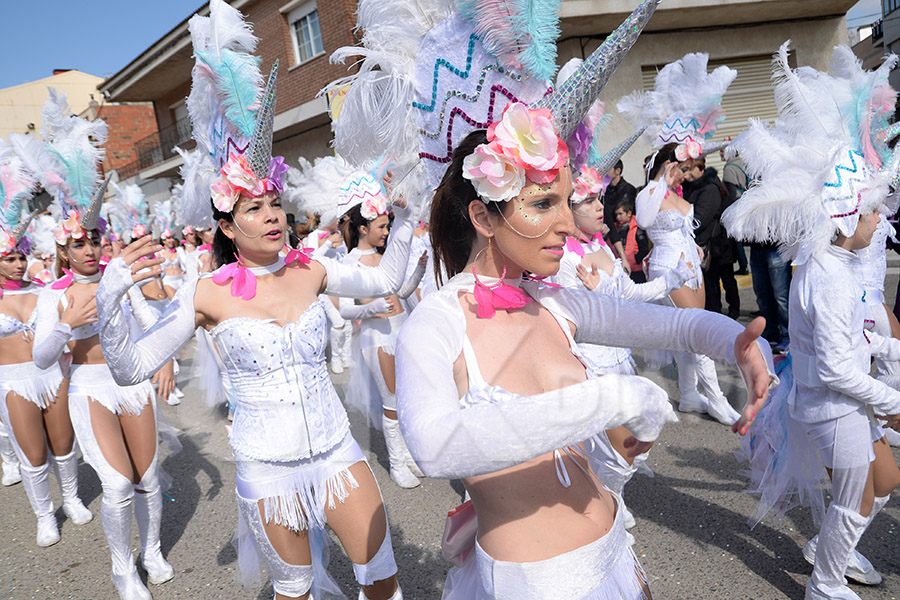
(352, 522, 398, 586)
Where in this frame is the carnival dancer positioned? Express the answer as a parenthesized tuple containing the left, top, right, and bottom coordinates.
(725, 44, 900, 600)
(0, 139, 93, 545)
(17, 89, 178, 600)
(96, 2, 414, 598)
(26, 214, 57, 286)
(153, 198, 185, 298)
(618, 52, 742, 425)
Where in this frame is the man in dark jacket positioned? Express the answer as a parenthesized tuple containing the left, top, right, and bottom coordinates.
(603, 160, 637, 273)
(682, 159, 739, 318)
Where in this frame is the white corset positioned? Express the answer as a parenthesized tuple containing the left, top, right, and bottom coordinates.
(209, 300, 351, 461)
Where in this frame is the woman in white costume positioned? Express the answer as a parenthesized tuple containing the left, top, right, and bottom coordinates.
(96, 3, 412, 599)
(727, 44, 900, 600)
(17, 90, 177, 600)
(618, 52, 742, 425)
(154, 199, 185, 298)
(0, 140, 92, 545)
(338, 176, 427, 489)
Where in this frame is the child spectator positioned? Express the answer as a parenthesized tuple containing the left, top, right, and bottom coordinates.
(615, 199, 650, 283)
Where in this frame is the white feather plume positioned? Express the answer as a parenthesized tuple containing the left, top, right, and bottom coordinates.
(28, 214, 57, 256)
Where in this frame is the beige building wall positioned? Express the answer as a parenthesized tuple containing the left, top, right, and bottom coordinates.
(0, 70, 104, 140)
(559, 15, 850, 184)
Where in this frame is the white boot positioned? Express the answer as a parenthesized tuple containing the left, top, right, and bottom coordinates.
(382, 416, 420, 488)
(134, 465, 175, 585)
(805, 504, 869, 600)
(675, 352, 709, 414)
(696, 355, 740, 425)
(20, 461, 60, 547)
(359, 586, 403, 599)
(342, 324, 353, 368)
(330, 327, 345, 374)
(0, 425, 22, 486)
(50, 450, 93, 525)
(803, 495, 889, 586)
(102, 479, 151, 600)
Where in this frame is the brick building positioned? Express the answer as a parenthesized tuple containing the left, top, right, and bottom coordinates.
(79, 101, 159, 175)
(99, 0, 360, 205)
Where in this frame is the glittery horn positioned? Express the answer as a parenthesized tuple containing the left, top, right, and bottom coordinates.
(876, 121, 900, 144)
(533, 0, 660, 140)
(876, 123, 900, 189)
(699, 140, 730, 159)
(590, 127, 646, 175)
(11, 209, 39, 246)
(81, 176, 110, 231)
(247, 60, 278, 179)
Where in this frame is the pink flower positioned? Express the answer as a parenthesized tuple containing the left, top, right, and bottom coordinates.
(132, 223, 147, 238)
(488, 103, 568, 184)
(55, 211, 85, 244)
(222, 153, 265, 198)
(0, 229, 14, 254)
(463, 143, 526, 203)
(675, 140, 703, 162)
(182, 226, 194, 236)
(361, 193, 388, 220)
(211, 178, 241, 213)
(571, 167, 605, 202)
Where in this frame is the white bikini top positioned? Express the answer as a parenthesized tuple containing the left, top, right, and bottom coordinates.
(0, 287, 40, 339)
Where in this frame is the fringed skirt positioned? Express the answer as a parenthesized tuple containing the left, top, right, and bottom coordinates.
(0, 361, 63, 409)
(68, 363, 153, 416)
(232, 432, 366, 595)
(442, 494, 649, 600)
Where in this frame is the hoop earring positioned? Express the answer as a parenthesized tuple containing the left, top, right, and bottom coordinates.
(472, 238, 508, 283)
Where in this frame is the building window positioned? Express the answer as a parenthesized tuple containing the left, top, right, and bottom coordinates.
(288, 1, 324, 65)
(886, 0, 900, 15)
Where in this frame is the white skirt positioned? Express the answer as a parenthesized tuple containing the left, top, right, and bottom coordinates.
(443, 493, 648, 600)
(0, 361, 64, 409)
(69, 363, 153, 416)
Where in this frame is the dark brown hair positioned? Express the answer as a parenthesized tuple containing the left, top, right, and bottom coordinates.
(647, 142, 678, 181)
(429, 130, 502, 284)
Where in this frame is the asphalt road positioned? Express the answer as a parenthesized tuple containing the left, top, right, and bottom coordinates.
(2, 257, 900, 600)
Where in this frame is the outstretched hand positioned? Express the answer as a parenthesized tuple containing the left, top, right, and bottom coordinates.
(120, 237, 164, 284)
(732, 316, 772, 436)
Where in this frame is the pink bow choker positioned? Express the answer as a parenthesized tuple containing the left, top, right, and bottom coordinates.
(212, 255, 293, 301)
(284, 245, 313, 266)
(0, 279, 24, 298)
(472, 264, 532, 319)
(51, 269, 75, 290)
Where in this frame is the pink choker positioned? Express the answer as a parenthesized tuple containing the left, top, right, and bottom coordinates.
(471, 264, 531, 319)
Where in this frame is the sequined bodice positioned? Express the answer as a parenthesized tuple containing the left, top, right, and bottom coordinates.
(209, 300, 351, 461)
(0, 288, 40, 339)
(646, 207, 696, 240)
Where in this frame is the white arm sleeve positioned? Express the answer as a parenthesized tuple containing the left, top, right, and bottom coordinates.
(32, 288, 71, 369)
(97, 258, 200, 386)
(619, 259, 692, 303)
(320, 205, 414, 298)
(812, 283, 900, 415)
(338, 296, 391, 320)
(395, 298, 678, 479)
(555, 254, 584, 289)
(311, 240, 333, 259)
(397, 259, 427, 299)
(635, 181, 665, 230)
(126, 287, 161, 332)
(867, 331, 900, 362)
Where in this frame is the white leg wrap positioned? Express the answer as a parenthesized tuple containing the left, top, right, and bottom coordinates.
(807, 504, 868, 599)
(50, 450, 93, 525)
(352, 523, 398, 587)
(134, 456, 174, 584)
(237, 495, 313, 598)
(0, 421, 21, 484)
(381, 416, 420, 488)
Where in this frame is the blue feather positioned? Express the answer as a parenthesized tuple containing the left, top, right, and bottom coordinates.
(511, 0, 561, 81)
(587, 114, 613, 165)
(48, 147, 96, 212)
(196, 48, 262, 139)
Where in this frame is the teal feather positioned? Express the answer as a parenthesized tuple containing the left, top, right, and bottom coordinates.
(586, 114, 613, 165)
(196, 48, 262, 139)
(511, 0, 560, 81)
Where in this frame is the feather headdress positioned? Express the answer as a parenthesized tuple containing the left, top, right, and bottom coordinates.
(153, 198, 178, 239)
(328, 0, 659, 208)
(0, 139, 39, 255)
(182, 0, 285, 224)
(722, 42, 898, 266)
(9, 89, 108, 244)
(28, 214, 57, 257)
(618, 52, 736, 162)
(286, 156, 389, 227)
(108, 181, 150, 242)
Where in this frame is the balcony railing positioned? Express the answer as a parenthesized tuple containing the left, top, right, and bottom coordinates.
(873, 18, 883, 42)
(118, 116, 194, 179)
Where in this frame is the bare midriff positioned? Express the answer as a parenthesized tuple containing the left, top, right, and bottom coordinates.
(69, 335, 104, 365)
(0, 334, 34, 366)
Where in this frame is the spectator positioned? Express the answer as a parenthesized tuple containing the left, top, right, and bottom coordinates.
(284, 212, 302, 248)
(682, 158, 739, 318)
(748, 241, 791, 352)
(720, 148, 750, 275)
(614, 199, 650, 283)
(603, 159, 637, 272)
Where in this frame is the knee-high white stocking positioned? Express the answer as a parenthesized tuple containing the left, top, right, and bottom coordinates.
(133, 458, 174, 585)
(102, 474, 151, 600)
(0, 421, 21, 486)
(50, 450, 93, 525)
(19, 461, 60, 547)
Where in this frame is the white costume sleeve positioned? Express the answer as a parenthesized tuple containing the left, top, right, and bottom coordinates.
(311, 240, 333, 259)
(97, 258, 199, 386)
(318, 205, 414, 298)
(555, 254, 582, 289)
(32, 288, 71, 369)
(397, 259, 426, 299)
(811, 281, 900, 415)
(127, 287, 162, 332)
(619, 259, 692, 303)
(395, 298, 677, 479)
(635, 180, 666, 230)
(338, 297, 391, 320)
(867, 331, 900, 362)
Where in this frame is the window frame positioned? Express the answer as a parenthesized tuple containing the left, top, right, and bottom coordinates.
(286, 0, 324, 67)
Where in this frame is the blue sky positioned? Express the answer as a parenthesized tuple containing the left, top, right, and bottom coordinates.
(0, 0, 885, 91)
(0, 1, 203, 89)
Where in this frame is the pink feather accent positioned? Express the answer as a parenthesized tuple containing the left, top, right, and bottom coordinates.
(695, 106, 725, 136)
(565, 237, 585, 257)
(212, 258, 257, 300)
(466, 0, 526, 70)
(472, 277, 532, 319)
(51, 268, 74, 290)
